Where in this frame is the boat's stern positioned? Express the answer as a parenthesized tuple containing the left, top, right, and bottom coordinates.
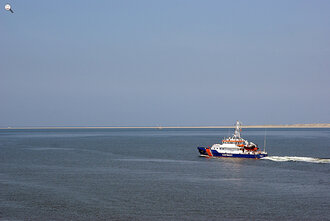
(258, 152, 268, 158)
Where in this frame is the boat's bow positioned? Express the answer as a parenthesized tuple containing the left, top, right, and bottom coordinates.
(198, 147, 213, 157)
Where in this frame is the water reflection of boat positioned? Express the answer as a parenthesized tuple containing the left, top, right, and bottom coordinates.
(197, 121, 268, 159)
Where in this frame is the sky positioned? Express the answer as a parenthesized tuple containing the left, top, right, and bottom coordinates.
(0, 0, 329, 127)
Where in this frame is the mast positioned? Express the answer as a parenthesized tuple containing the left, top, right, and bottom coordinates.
(234, 121, 241, 138)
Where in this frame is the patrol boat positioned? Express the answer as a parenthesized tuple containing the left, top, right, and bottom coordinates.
(197, 121, 268, 159)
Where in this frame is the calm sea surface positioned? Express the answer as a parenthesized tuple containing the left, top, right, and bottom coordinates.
(1, 128, 329, 220)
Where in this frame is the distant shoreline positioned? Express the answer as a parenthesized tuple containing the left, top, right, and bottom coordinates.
(1, 123, 330, 129)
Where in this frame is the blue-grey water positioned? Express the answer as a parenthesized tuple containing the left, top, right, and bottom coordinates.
(0, 128, 329, 220)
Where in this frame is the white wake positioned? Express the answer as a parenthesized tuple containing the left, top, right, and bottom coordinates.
(263, 156, 330, 164)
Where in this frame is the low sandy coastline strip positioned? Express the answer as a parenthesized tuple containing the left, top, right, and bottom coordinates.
(1, 124, 330, 129)
(243, 123, 330, 128)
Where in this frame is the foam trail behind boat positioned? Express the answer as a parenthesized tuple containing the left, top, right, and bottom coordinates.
(263, 156, 330, 164)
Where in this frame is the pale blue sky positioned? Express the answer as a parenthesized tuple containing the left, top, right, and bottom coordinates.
(1, 0, 329, 126)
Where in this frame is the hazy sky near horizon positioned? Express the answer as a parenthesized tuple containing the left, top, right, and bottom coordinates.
(1, 0, 329, 126)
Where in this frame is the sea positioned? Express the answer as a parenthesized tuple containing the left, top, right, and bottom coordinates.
(0, 128, 329, 221)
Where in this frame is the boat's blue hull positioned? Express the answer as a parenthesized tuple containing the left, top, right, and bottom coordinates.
(197, 147, 267, 159)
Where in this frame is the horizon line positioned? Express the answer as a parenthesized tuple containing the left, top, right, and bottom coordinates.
(1, 123, 330, 129)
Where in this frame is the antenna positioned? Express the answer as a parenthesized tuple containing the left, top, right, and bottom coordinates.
(263, 128, 267, 152)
